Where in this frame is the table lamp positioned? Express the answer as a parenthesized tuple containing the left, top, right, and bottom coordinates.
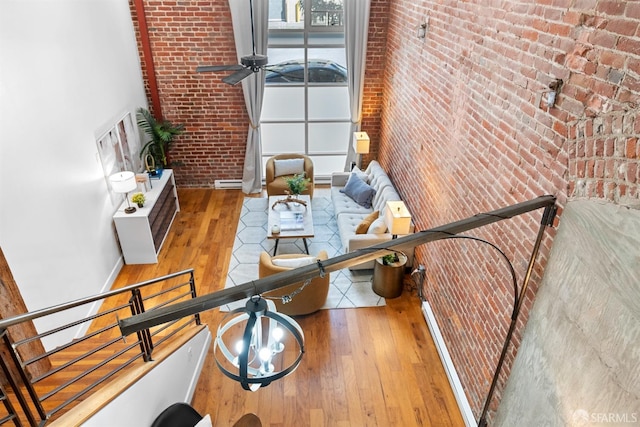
(384, 200, 411, 238)
(110, 171, 138, 214)
(352, 131, 370, 169)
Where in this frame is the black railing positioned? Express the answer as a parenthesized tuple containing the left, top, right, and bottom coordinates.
(0, 269, 199, 426)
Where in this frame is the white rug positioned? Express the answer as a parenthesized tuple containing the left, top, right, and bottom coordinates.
(223, 197, 385, 311)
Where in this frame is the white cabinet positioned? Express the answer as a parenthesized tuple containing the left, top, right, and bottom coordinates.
(113, 169, 180, 264)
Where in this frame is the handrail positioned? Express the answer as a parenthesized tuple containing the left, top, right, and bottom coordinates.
(0, 269, 194, 331)
(0, 269, 200, 426)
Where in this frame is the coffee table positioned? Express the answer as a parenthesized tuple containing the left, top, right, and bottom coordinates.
(267, 195, 314, 255)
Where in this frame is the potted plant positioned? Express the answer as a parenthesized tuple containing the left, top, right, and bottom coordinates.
(381, 252, 400, 265)
(131, 193, 146, 208)
(284, 173, 311, 196)
(136, 107, 185, 172)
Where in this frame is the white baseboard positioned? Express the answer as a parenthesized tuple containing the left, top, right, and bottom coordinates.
(421, 301, 476, 427)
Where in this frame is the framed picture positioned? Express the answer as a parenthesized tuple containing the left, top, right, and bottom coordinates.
(97, 112, 143, 205)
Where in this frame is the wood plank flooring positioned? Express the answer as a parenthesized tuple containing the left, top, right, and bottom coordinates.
(112, 187, 464, 427)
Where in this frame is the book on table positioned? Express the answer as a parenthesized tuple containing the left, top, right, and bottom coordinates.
(280, 211, 304, 231)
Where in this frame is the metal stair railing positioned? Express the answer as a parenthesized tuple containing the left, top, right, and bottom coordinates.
(0, 268, 199, 426)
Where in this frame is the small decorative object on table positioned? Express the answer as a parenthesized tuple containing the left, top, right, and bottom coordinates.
(279, 211, 304, 231)
(272, 173, 310, 209)
(131, 192, 146, 208)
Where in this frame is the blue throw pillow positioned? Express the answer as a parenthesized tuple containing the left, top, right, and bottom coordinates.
(340, 173, 376, 208)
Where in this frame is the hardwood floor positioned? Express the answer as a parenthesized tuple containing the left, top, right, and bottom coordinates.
(113, 187, 464, 427)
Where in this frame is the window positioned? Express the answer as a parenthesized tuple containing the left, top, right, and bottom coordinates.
(261, 0, 349, 179)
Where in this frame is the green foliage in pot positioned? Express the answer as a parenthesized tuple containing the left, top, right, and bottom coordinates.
(131, 192, 146, 207)
(382, 253, 400, 265)
(137, 107, 185, 167)
(284, 173, 311, 195)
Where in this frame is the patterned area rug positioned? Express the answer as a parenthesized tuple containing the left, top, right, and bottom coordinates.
(223, 197, 384, 311)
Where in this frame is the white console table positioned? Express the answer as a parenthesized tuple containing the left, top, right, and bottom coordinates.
(113, 169, 180, 264)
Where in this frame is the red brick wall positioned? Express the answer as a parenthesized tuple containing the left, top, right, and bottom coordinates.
(379, 0, 639, 422)
(360, 0, 391, 167)
(130, 0, 248, 187)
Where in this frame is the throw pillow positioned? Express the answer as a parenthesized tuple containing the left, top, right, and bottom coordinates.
(195, 414, 213, 427)
(352, 165, 370, 183)
(274, 158, 304, 177)
(356, 211, 380, 234)
(368, 216, 388, 234)
(272, 256, 316, 268)
(340, 173, 376, 208)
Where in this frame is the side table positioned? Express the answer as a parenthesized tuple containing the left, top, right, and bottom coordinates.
(372, 253, 407, 298)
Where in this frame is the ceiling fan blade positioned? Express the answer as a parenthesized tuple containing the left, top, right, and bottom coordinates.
(222, 67, 255, 85)
(196, 64, 245, 73)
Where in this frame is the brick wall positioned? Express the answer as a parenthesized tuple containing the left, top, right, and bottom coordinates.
(130, 0, 248, 187)
(379, 0, 639, 422)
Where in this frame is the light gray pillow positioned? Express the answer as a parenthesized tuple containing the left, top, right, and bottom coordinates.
(272, 256, 316, 268)
(368, 217, 388, 234)
(351, 165, 370, 183)
(274, 158, 304, 177)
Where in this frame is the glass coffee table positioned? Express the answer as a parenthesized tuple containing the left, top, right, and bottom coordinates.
(267, 195, 314, 255)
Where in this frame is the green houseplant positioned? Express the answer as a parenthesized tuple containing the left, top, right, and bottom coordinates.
(284, 173, 311, 196)
(137, 108, 185, 170)
(131, 192, 146, 208)
(381, 252, 400, 265)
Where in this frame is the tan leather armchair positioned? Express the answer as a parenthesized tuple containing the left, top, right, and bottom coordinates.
(259, 251, 329, 316)
(265, 154, 314, 198)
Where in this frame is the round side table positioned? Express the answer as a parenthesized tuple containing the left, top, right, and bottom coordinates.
(372, 253, 407, 298)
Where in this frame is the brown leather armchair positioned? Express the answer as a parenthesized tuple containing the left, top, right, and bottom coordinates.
(265, 154, 314, 198)
(259, 251, 329, 316)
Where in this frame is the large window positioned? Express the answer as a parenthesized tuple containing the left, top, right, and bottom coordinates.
(262, 0, 349, 179)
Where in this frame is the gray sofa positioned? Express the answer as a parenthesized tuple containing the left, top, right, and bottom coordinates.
(331, 161, 414, 270)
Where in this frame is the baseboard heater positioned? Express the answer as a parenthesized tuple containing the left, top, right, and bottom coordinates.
(214, 176, 332, 190)
(214, 179, 243, 189)
(421, 301, 476, 427)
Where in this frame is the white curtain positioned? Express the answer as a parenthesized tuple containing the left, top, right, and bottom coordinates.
(229, 0, 268, 194)
(343, 0, 371, 171)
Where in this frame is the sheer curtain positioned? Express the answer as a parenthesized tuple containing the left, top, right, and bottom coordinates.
(229, 0, 268, 194)
(343, 0, 371, 171)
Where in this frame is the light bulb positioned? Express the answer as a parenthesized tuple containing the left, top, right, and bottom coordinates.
(259, 347, 272, 362)
(272, 327, 284, 353)
(259, 347, 274, 374)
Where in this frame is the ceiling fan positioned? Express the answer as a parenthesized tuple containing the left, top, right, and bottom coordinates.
(196, 0, 269, 85)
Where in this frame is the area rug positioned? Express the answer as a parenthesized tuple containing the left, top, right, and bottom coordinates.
(222, 197, 385, 311)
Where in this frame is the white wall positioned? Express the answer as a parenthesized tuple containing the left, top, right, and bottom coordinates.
(0, 0, 147, 346)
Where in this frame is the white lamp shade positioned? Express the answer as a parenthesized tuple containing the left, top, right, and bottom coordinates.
(353, 132, 370, 154)
(384, 201, 412, 235)
(109, 171, 137, 194)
